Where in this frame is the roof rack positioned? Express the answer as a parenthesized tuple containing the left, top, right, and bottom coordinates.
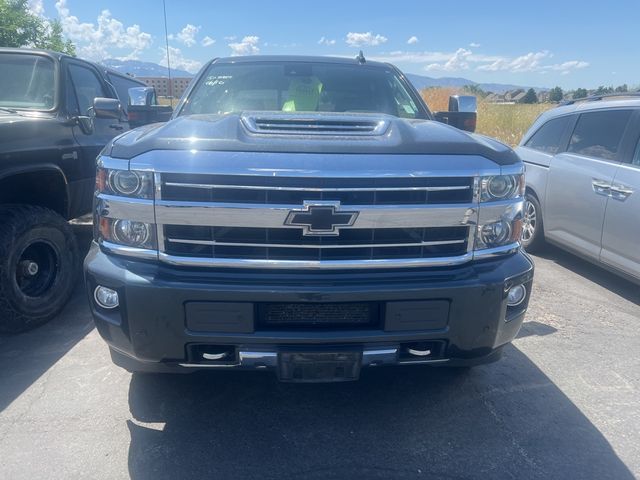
(560, 91, 640, 106)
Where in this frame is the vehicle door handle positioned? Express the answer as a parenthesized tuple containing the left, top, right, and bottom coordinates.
(609, 184, 634, 201)
(591, 179, 611, 197)
(109, 124, 124, 131)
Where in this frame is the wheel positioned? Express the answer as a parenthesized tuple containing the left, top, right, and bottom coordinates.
(0, 205, 79, 333)
(521, 193, 544, 252)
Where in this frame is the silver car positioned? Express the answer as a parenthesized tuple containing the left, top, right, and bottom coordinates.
(516, 96, 640, 283)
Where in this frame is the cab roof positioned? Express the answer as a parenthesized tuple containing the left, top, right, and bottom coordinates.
(212, 55, 391, 69)
(0, 47, 74, 61)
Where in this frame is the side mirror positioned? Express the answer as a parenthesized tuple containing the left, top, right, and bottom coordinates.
(448, 95, 477, 113)
(127, 86, 172, 128)
(128, 87, 156, 107)
(433, 95, 477, 132)
(93, 97, 122, 119)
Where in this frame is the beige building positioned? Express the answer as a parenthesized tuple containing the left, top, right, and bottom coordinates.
(138, 77, 192, 99)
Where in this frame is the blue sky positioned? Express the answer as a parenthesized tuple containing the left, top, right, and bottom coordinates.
(31, 0, 639, 89)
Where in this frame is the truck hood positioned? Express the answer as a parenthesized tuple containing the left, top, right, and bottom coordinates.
(107, 112, 519, 166)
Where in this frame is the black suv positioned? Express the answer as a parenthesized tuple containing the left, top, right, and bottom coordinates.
(0, 48, 168, 333)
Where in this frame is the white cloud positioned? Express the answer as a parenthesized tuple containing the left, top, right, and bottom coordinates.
(27, 0, 45, 17)
(549, 60, 590, 74)
(345, 32, 388, 47)
(170, 24, 200, 47)
(201, 36, 216, 47)
(318, 36, 336, 46)
(469, 42, 481, 48)
(478, 51, 550, 72)
(372, 48, 588, 75)
(407, 36, 418, 45)
(475, 51, 588, 74)
(159, 46, 202, 74)
(224, 36, 237, 41)
(425, 48, 473, 71)
(55, 0, 152, 60)
(228, 36, 260, 55)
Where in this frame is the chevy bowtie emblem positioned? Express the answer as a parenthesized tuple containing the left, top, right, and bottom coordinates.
(284, 202, 359, 236)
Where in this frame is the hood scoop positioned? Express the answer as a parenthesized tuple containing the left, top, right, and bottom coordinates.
(241, 112, 390, 136)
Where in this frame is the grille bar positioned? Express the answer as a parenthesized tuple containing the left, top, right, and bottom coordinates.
(164, 182, 471, 193)
(155, 201, 476, 228)
(158, 252, 475, 269)
(166, 238, 466, 249)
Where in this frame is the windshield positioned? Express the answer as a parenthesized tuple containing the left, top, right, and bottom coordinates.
(0, 54, 56, 111)
(179, 62, 427, 119)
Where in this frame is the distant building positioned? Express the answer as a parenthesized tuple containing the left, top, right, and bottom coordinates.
(137, 77, 192, 98)
(536, 91, 550, 103)
(485, 93, 506, 103)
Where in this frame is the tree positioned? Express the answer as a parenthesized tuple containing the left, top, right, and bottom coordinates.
(615, 84, 628, 93)
(462, 84, 487, 98)
(0, 0, 75, 55)
(548, 86, 564, 103)
(594, 85, 613, 95)
(0, 0, 41, 48)
(38, 19, 75, 56)
(521, 88, 538, 104)
(573, 88, 588, 99)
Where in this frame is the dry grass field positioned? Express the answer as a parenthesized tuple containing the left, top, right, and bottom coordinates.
(421, 87, 554, 146)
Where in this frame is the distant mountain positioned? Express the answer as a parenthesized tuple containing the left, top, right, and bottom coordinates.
(405, 73, 543, 94)
(101, 59, 193, 78)
(101, 59, 539, 93)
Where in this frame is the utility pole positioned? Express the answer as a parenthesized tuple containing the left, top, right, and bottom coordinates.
(162, 0, 173, 107)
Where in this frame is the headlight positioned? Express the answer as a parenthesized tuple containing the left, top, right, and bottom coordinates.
(96, 168, 153, 199)
(109, 171, 142, 196)
(112, 219, 151, 246)
(475, 218, 522, 250)
(98, 217, 156, 249)
(480, 174, 524, 202)
(475, 201, 524, 251)
(479, 220, 512, 247)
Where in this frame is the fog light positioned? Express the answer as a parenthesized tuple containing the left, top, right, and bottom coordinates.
(94, 286, 119, 309)
(507, 284, 527, 307)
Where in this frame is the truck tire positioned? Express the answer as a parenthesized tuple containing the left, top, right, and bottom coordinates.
(521, 193, 544, 253)
(0, 206, 78, 333)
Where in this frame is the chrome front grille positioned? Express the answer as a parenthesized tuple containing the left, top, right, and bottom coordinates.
(163, 225, 469, 261)
(161, 174, 474, 205)
(155, 173, 478, 269)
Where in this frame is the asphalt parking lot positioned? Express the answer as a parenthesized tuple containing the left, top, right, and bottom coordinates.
(1, 233, 639, 479)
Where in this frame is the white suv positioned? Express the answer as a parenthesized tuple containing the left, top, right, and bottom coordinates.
(516, 95, 640, 283)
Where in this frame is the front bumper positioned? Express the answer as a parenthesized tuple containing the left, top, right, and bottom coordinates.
(84, 243, 534, 376)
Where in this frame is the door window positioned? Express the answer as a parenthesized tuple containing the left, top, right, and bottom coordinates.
(567, 110, 632, 161)
(107, 73, 143, 112)
(524, 115, 571, 154)
(632, 138, 640, 167)
(68, 64, 107, 115)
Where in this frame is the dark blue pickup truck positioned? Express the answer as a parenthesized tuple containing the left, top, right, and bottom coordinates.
(85, 54, 533, 382)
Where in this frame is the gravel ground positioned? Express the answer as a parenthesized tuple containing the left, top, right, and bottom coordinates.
(1, 240, 638, 480)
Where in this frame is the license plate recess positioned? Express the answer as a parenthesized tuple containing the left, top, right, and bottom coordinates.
(278, 350, 362, 382)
